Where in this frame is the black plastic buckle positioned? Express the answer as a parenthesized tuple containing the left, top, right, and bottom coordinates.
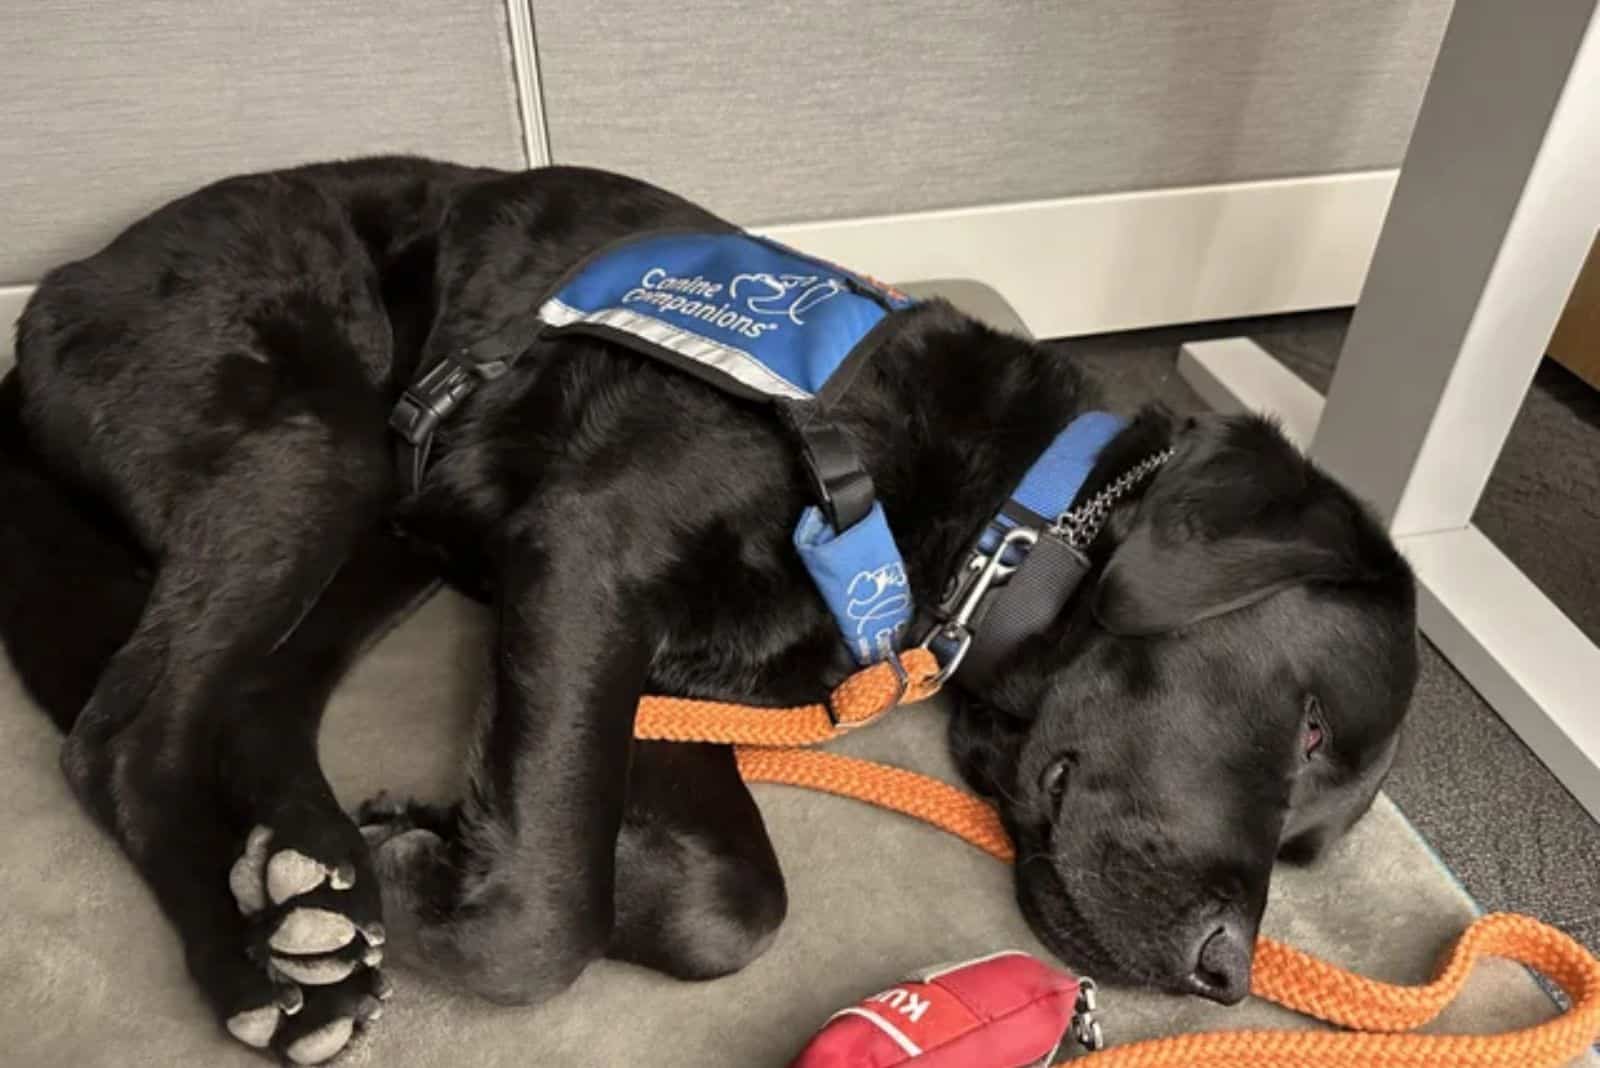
(793, 418, 875, 533)
(389, 357, 478, 446)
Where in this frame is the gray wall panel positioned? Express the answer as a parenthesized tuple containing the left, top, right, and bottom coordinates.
(533, 0, 1452, 225)
(0, 2, 525, 284)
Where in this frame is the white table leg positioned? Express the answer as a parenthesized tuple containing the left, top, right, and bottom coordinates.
(1180, 0, 1600, 820)
(1312, 0, 1600, 537)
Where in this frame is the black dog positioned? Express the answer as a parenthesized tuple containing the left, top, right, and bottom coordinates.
(0, 158, 1417, 1064)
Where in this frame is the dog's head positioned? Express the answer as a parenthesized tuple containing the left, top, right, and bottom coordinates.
(950, 413, 1417, 1003)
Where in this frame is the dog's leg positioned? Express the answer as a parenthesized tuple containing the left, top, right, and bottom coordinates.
(361, 740, 788, 983)
(4, 377, 459, 1060)
(609, 741, 787, 978)
(205, 529, 441, 1058)
(33, 527, 431, 1063)
(8, 529, 436, 1062)
(357, 503, 656, 1005)
(44, 419, 409, 1062)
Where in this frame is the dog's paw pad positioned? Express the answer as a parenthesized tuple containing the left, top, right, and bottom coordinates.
(272, 954, 360, 987)
(268, 848, 335, 904)
(216, 816, 382, 1061)
(271, 908, 357, 955)
(229, 825, 274, 916)
(286, 1018, 355, 1065)
(225, 1005, 281, 1048)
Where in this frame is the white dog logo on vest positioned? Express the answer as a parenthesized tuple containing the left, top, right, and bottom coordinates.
(730, 272, 847, 325)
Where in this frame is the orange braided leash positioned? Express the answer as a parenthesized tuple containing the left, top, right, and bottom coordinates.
(737, 751, 1600, 1066)
(1078, 911, 1600, 1066)
(734, 747, 1017, 863)
(636, 655, 1600, 1067)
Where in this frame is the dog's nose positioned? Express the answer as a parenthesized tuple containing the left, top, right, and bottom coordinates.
(1183, 919, 1253, 1004)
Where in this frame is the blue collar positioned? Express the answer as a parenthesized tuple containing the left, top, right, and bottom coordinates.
(929, 413, 1125, 685)
(795, 412, 1125, 669)
(993, 411, 1125, 531)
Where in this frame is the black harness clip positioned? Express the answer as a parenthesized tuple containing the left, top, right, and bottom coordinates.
(782, 406, 876, 534)
(390, 356, 478, 447)
(390, 354, 502, 492)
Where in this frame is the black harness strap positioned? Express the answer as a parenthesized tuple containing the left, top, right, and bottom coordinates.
(780, 404, 875, 533)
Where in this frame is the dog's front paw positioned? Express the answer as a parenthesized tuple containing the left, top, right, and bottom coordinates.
(356, 793, 593, 1007)
(224, 823, 390, 1063)
(354, 793, 455, 963)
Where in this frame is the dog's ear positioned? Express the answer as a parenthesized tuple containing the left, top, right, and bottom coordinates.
(1090, 414, 1405, 637)
(1092, 526, 1350, 637)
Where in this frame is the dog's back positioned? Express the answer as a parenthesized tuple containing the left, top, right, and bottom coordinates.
(0, 156, 517, 731)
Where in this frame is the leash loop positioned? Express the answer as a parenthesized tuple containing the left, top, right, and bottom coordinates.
(633, 648, 943, 747)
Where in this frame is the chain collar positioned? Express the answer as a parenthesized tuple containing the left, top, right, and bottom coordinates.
(920, 445, 1175, 685)
(1050, 447, 1175, 550)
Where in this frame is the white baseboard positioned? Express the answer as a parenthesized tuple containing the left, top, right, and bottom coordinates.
(762, 170, 1398, 340)
(1178, 337, 1600, 824)
(1, 169, 1398, 371)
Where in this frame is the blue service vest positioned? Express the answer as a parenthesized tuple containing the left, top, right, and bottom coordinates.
(534, 230, 1122, 667)
(539, 231, 915, 404)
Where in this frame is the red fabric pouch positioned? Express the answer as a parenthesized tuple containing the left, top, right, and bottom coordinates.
(789, 951, 1083, 1068)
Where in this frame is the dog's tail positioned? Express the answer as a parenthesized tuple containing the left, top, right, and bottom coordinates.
(0, 369, 150, 731)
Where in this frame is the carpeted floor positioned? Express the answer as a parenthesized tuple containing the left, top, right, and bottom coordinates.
(1047, 310, 1600, 963)
(1, 293, 1594, 1065)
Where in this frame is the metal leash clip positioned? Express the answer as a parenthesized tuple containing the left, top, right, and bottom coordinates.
(919, 526, 1038, 685)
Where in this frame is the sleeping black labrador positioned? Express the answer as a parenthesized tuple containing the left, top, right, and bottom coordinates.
(0, 157, 1417, 1063)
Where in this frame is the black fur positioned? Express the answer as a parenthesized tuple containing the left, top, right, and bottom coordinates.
(0, 158, 1416, 1047)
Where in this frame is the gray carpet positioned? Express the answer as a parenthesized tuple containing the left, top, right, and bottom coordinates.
(1047, 310, 1600, 963)
(4, 289, 1595, 1065)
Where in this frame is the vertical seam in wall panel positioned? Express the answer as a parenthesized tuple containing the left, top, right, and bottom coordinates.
(504, 0, 552, 167)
